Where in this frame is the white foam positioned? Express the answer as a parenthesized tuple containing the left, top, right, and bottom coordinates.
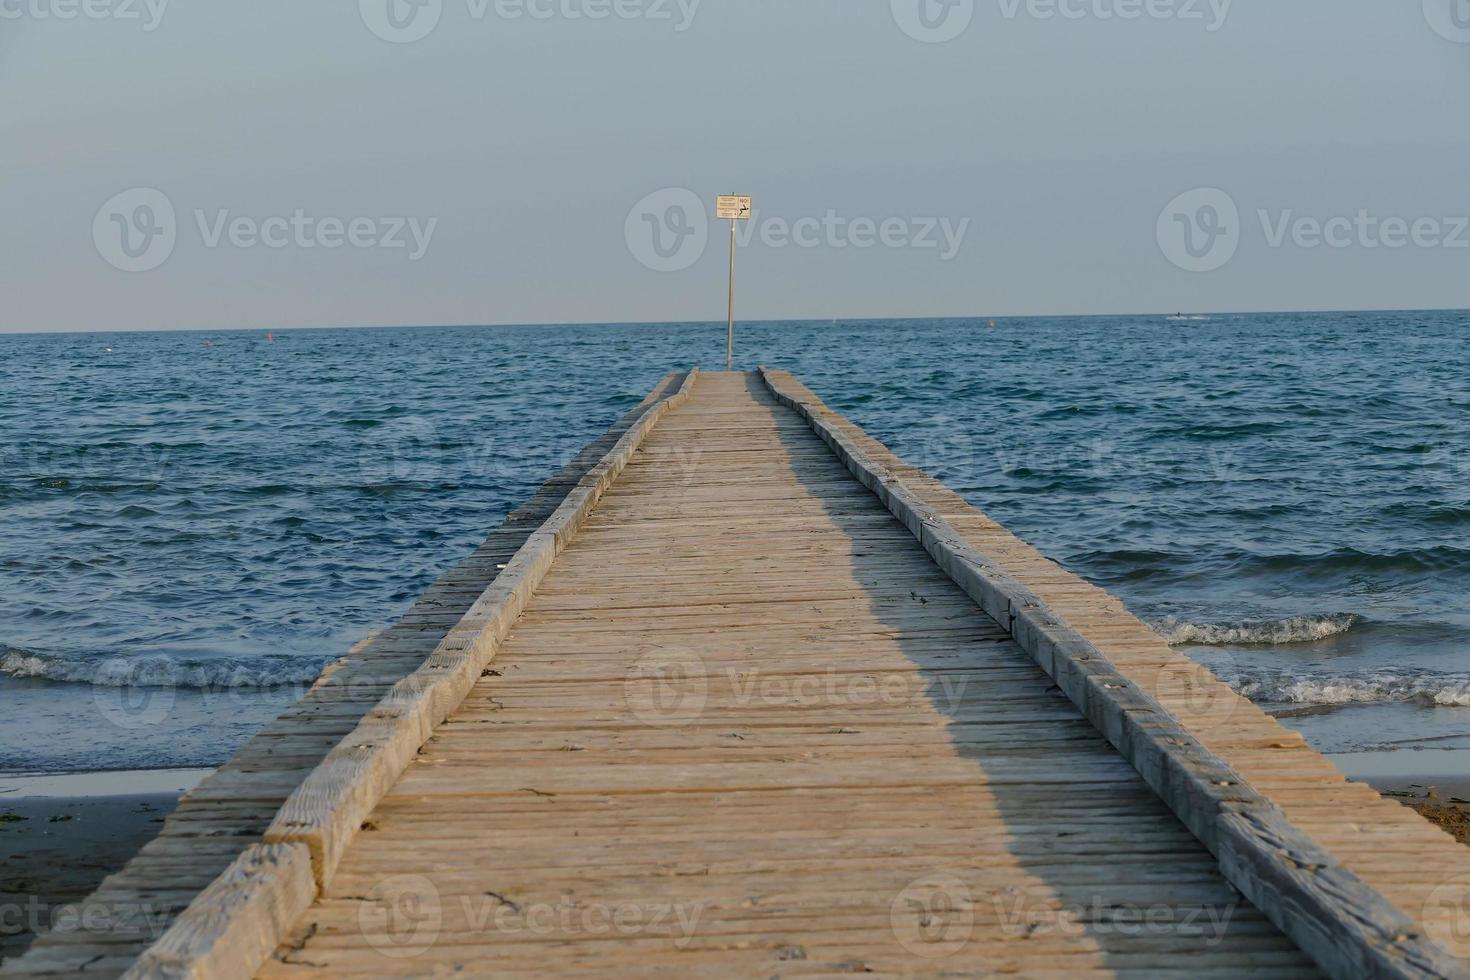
(1153, 613, 1361, 646)
(1227, 668, 1470, 707)
(0, 647, 332, 689)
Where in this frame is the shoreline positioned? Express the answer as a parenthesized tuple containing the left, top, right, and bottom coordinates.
(1330, 751, 1470, 846)
(0, 768, 214, 799)
(1376, 784, 1470, 845)
(0, 769, 210, 965)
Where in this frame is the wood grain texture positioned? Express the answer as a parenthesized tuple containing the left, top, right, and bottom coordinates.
(20, 369, 1466, 978)
(123, 844, 315, 980)
(253, 372, 1317, 978)
(130, 369, 704, 980)
(761, 366, 1470, 980)
(0, 373, 692, 980)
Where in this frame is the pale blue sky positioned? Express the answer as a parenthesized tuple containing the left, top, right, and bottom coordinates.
(3, 1, 1468, 331)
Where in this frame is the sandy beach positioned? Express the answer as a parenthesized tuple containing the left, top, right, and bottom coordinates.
(1335, 751, 1470, 847)
(1382, 787, 1470, 845)
(0, 770, 209, 965)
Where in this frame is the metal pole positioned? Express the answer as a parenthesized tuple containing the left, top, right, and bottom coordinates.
(726, 217, 736, 371)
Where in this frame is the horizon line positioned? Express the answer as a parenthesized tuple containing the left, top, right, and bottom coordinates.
(3, 306, 1467, 338)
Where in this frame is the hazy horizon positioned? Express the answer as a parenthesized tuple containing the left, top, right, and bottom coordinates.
(5, 2, 1469, 333)
(5, 305, 1470, 339)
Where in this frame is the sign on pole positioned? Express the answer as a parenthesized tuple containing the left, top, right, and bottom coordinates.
(716, 195, 752, 221)
(718, 195, 751, 371)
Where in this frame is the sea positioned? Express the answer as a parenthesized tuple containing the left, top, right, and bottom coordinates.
(2, 313, 1468, 776)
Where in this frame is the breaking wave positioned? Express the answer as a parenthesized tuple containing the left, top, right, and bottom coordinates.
(1226, 667, 1470, 708)
(0, 646, 332, 689)
(1152, 613, 1362, 646)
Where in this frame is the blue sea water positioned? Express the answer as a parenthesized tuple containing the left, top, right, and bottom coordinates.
(2, 313, 1468, 772)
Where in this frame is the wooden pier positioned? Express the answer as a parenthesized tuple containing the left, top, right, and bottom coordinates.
(8, 370, 1470, 979)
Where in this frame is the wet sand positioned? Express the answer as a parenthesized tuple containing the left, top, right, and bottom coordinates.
(1375, 780, 1470, 846)
(1330, 750, 1470, 846)
(0, 770, 209, 966)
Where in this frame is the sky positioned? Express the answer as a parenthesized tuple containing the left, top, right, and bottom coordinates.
(2, 0, 1469, 332)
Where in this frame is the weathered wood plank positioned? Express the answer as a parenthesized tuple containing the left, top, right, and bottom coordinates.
(1, 373, 692, 979)
(251, 372, 1317, 979)
(760, 366, 1470, 980)
(106, 371, 704, 980)
(123, 845, 314, 980)
(21, 369, 1462, 978)
(258, 369, 699, 892)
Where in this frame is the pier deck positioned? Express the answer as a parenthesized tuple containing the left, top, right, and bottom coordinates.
(8, 371, 1470, 979)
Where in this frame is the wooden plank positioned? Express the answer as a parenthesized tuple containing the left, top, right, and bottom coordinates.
(122, 370, 703, 979)
(1, 373, 693, 979)
(123, 845, 314, 980)
(251, 372, 1318, 979)
(759, 366, 1470, 980)
(25, 368, 1462, 977)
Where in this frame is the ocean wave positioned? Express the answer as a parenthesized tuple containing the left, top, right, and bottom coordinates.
(1380, 503, 1470, 526)
(1249, 546, 1470, 575)
(1227, 667, 1470, 708)
(1079, 546, 1470, 581)
(1154, 420, 1286, 440)
(1153, 613, 1361, 646)
(0, 646, 332, 689)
